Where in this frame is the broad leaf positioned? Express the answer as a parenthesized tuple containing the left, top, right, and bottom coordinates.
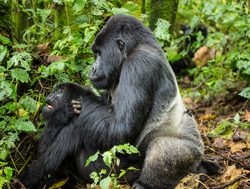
(11, 68, 29, 83)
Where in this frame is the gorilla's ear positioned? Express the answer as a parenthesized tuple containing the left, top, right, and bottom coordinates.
(116, 39, 124, 51)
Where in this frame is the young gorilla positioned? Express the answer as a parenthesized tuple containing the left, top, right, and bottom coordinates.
(19, 83, 94, 189)
(72, 14, 219, 189)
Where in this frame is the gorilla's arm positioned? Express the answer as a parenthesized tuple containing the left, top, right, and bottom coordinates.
(21, 120, 81, 187)
(79, 52, 168, 149)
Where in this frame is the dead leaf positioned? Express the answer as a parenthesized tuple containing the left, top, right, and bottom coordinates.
(46, 55, 62, 63)
(222, 164, 242, 182)
(193, 46, 216, 67)
(212, 137, 226, 149)
(228, 141, 247, 153)
(183, 97, 193, 106)
(48, 177, 68, 189)
(244, 110, 250, 122)
(37, 43, 50, 55)
(232, 130, 248, 142)
(176, 173, 200, 189)
(199, 113, 216, 120)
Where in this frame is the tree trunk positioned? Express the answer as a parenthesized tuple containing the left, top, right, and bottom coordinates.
(0, 1, 12, 38)
(149, 0, 179, 31)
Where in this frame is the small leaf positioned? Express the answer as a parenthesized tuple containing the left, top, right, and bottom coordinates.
(0, 81, 13, 100)
(19, 96, 37, 113)
(73, 0, 87, 12)
(14, 119, 37, 132)
(102, 151, 112, 168)
(49, 61, 65, 72)
(48, 178, 68, 189)
(0, 34, 11, 45)
(85, 151, 100, 166)
(100, 176, 112, 189)
(90, 171, 100, 185)
(233, 113, 240, 124)
(0, 45, 8, 62)
(119, 169, 126, 178)
(239, 87, 250, 99)
(4, 167, 13, 181)
(0, 148, 8, 160)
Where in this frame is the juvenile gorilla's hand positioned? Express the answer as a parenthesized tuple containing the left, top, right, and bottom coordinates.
(72, 99, 81, 114)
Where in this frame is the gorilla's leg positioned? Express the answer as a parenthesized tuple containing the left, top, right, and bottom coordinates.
(133, 137, 203, 189)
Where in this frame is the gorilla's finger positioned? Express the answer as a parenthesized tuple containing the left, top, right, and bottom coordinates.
(72, 99, 81, 105)
(74, 109, 81, 114)
(73, 104, 81, 109)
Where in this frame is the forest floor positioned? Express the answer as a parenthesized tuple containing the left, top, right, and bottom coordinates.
(175, 77, 250, 189)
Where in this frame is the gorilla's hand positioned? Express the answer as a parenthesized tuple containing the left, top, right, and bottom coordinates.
(72, 99, 81, 114)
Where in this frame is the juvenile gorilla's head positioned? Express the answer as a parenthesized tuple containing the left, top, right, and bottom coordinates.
(42, 83, 91, 124)
(89, 14, 154, 90)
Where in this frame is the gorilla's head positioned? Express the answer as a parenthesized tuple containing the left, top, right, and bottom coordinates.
(89, 14, 155, 90)
(42, 83, 91, 123)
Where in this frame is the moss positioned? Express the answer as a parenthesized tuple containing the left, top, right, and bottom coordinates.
(149, 0, 179, 31)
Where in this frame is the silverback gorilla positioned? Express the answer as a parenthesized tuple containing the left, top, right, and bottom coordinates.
(20, 14, 219, 189)
(75, 14, 219, 188)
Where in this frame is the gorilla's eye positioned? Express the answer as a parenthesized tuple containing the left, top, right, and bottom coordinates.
(93, 49, 101, 57)
(58, 88, 64, 93)
(116, 39, 124, 51)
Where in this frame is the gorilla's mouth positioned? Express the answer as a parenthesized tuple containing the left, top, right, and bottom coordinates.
(45, 100, 54, 110)
(47, 104, 53, 109)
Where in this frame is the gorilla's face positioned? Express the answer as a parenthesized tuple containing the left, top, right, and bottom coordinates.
(89, 19, 127, 90)
(42, 87, 66, 120)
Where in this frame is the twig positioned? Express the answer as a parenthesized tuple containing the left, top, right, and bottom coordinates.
(195, 179, 210, 189)
(211, 174, 246, 189)
(234, 153, 250, 160)
(38, 79, 50, 90)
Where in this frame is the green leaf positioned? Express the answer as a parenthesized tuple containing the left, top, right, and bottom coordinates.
(90, 171, 100, 185)
(100, 176, 112, 189)
(0, 148, 8, 160)
(111, 7, 129, 14)
(239, 87, 250, 99)
(0, 81, 13, 101)
(11, 68, 29, 83)
(0, 34, 11, 45)
(85, 151, 100, 166)
(37, 9, 51, 24)
(19, 96, 37, 113)
(154, 19, 171, 44)
(8, 52, 32, 70)
(118, 169, 126, 178)
(4, 167, 13, 181)
(233, 113, 240, 124)
(73, 0, 87, 12)
(14, 119, 37, 132)
(209, 120, 234, 139)
(0, 45, 8, 62)
(102, 151, 112, 168)
(49, 61, 65, 72)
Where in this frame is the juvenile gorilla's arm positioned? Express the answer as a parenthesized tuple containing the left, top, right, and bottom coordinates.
(21, 120, 82, 188)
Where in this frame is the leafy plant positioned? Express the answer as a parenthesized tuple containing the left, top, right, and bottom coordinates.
(86, 144, 140, 189)
(209, 113, 250, 139)
(174, 0, 250, 99)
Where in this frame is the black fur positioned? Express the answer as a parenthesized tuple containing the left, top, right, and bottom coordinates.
(19, 83, 94, 189)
